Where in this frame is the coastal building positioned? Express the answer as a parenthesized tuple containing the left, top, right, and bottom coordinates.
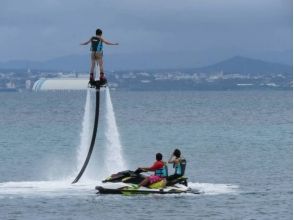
(32, 78, 89, 91)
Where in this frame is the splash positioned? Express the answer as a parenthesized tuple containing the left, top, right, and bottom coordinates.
(0, 181, 239, 198)
(75, 89, 95, 179)
(73, 87, 127, 182)
(0, 181, 97, 198)
(188, 182, 239, 195)
(102, 87, 127, 174)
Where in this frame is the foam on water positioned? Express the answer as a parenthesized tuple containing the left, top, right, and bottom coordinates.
(188, 182, 239, 195)
(0, 180, 97, 198)
(0, 180, 239, 198)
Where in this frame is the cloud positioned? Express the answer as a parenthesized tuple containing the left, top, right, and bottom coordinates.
(0, 0, 292, 67)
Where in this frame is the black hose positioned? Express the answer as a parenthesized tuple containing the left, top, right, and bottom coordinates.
(72, 87, 100, 184)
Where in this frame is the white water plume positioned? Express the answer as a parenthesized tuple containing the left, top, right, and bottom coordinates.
(102, 87, 127, 174)
(75, 89, 95, 180)
(73, 87, 127, 182)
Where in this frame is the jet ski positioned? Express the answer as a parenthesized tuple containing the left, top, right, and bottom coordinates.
(95, 170, 198, 195)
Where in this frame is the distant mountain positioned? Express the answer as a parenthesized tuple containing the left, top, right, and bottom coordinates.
(0, 60, 42, 70)
(195, 56, 292, 76)
(0, 55, 292, 76)
(0, 54, 89, 72)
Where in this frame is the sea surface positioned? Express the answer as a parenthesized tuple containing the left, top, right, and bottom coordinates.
(0, 90, 292, 220)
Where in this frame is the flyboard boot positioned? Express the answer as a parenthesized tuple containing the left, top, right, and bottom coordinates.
(88, 72, 107, 89)
(99, 72, 107, 87)
(88, 73, 96, 88)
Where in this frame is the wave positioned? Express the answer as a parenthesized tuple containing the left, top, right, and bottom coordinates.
(188, 182, 239, 195)
(0, 180, 96, 198)
(0, 180, 239, 198)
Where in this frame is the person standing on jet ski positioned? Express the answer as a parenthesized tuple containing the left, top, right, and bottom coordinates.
(167, 149, 186, 181)
(135, 153, 168, 187)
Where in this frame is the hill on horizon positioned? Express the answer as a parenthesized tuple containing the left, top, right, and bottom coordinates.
(0, 55, 292, 76)
(195, 56, 292, 76)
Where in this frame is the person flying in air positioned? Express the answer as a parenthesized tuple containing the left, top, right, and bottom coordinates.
(80, 28, 119, 85)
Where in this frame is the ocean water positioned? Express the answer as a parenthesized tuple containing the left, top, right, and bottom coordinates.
(0, 90, 292, 220)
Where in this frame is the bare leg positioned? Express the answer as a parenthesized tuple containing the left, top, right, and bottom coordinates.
(98, 58, 104, 77)
(139, 177, 149, 187)
(90, 60, 96, 74)
(161, 179, 167, 188)
(90, 57, 96, 81)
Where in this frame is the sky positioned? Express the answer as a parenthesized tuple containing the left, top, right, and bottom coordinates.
(0, 0, 292, 69)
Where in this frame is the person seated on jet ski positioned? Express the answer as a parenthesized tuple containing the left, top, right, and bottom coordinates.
(167, 149, 186, 181)
(135, 153, 168, 187)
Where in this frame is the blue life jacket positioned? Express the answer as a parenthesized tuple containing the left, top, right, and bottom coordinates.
(154, 165, 168, 177)
(91, 37, 103, 52)
(174, 158, 186, 176)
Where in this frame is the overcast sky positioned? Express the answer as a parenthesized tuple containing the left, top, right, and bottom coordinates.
(0, 0, 292, 68)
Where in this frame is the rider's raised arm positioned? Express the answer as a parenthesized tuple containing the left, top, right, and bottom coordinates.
(100, 37, 119, 45)
(80, 38, 91, 45)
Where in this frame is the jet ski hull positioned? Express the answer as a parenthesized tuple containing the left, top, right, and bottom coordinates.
(96, 170, 199, 195)
(96, 187, 188, 195)
(95, 182, 192, 195)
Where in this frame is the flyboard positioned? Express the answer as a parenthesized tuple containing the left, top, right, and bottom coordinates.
(72, 78, 107, 184)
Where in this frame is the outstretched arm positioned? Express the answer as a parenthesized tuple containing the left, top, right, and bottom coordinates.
(100, 37, 119, 45)
(80, 38, 91, 45)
